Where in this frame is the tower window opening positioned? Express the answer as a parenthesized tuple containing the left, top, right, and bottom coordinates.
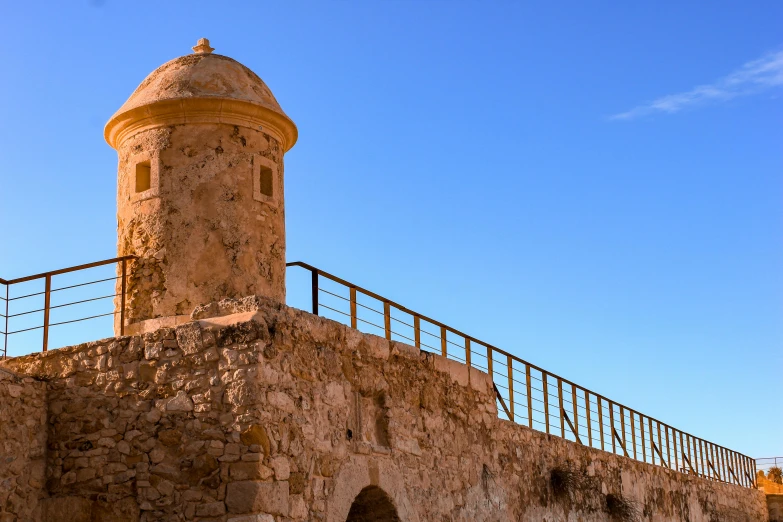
(135, 161, 151, 193)
(258, 165, 273, 198)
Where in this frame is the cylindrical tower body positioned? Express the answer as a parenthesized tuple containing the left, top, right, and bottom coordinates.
(105, 40, 297, 334)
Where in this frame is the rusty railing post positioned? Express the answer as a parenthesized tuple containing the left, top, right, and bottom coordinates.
(640, 415, 647, 463)
(440, 326, 447, 356)
(414, 315, 420, 349)
(542, 373, 550, 435)
(526, 365, 533, 429)
(557, 378, 565, 438)
(311, 270, 318, 315)
(384, 303, 392, 340)
(609, 402, 616, 454)
(619, 406, 627, 455)
(42, 274, 51, 352)
(3, 283, 8, 359)
(571, 385, 579, 442)
(487, 345, 493, 379)
(350, 287, 357, 329)
(120, 258, 127, 336)
(630, 411, 637, 460)
(649, 418, 656, 465)
(597, 396, 605, 451)
(507, 355, 514, 422)
(465, 338, 471, 368)
(584, 389, 592, 447)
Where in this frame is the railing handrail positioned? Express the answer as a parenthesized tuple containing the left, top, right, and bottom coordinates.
(0, 255, 137, 286)
(287, 261, 758, 487)
(1, 255, 137, 355)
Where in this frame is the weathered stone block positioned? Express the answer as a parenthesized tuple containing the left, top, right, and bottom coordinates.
(176, 322, 204, 355)
(41, 497, 92, 522)
(226, 481, 289, 516)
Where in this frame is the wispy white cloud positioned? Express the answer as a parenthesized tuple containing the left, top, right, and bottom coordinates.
(611, 49, 783, 120)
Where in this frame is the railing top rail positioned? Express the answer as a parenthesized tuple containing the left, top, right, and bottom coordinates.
(286, 260, 754, 461)
(0, 256, 137, 286)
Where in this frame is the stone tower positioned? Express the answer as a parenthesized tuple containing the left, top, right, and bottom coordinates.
(105, 39, 297, 334)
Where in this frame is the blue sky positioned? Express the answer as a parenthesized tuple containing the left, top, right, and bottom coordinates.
(0, 2, 780, 459)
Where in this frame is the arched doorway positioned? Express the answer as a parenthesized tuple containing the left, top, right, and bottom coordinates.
(345, 486, 400, 522)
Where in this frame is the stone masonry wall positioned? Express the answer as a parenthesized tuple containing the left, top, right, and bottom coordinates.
(0, 368, 47, 522)
(768, 495, 783, 522)
(0, 296, 768, 521)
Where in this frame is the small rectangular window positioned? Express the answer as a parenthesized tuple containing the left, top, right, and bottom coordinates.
(258, 165, 273, 198)
(136, 161, 151, 193)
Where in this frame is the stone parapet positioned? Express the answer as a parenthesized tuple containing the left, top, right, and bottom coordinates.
(0, 296, 768, 521)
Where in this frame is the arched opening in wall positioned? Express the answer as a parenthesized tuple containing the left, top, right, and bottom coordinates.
(345, 486, 400, 522)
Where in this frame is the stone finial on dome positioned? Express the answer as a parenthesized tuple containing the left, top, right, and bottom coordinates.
(192, 38, 214, 54)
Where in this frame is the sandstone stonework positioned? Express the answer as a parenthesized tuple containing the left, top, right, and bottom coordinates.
(0, 368, 47, 522)
(0, 296, 768, 521)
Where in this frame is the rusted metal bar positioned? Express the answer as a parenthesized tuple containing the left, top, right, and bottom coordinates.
(683, 452, 696, 474)
(563, 410, 582, 445)
(752, 458, 758, 487)
(487, 345, 493, 378)
(311, 270, 318, 315)
(672, 428, 679, 472)
(630, 411, 637, 460)
(652, 441, 668, 468)
(727, 463, 740, 485)
(2, 255, 137, 285)
(649, 418, 656, 465)
(699, 439, 706, 478)
(507, 355, 514, 422)
(494, 383, 512, 420)
(414, 315, 421, 349)
(619, 406, 627, 455)
(598, 396, 605, 451)
(707, 458, 720, 481)
(3, 284, 8, 359)
(350, 287, 357, 329)
(679, 432, 686, 472)
(740, 455, 748, 487)
(571, 384, 579, 441)
(42, 274, 51, 352)
(465, 338, 471, 368)
(665, 428, 671, 469)
(613, 427, 629, 458)
(557, 378, 565, 438)
(120, 259, 127, 336)
(584, 389, 592, 448)
(440, 326, 446, 356)
(609, 403, 616, 454)
(640, 414, 646, 463)
(526, 364, 533, 429)
(657, 422, 664, 469)
(384, 303, 392, 340)
(543, 373, 550, 435)
(708, 444, 718, 480)
(715, 445, 723, 481)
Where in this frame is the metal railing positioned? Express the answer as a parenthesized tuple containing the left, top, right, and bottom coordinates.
(1, 256, 136, 358)
(757, 457, 783, 474)
(288, 261, 757, 489)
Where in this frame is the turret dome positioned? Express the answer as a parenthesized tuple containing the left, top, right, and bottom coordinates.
(104, 39, 297, 151)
